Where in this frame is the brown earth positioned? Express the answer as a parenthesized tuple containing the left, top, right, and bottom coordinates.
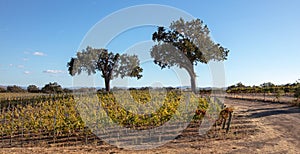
(1, 98, 299, 154)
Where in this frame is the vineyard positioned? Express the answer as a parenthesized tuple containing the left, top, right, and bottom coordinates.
(0, 90, 222, 148)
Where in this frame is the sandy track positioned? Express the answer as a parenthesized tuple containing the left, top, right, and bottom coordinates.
(1, 98, 299, 154)
(222, 98, 300, 153)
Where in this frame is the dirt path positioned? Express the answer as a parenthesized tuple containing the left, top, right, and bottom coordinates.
(222, 98, 300, 153)
(1, 98, 299, 153)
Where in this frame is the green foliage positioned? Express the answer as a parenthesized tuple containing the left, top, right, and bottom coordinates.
(226, 81, 300, 104)
(68, 47, 120, 76)
(275, 88, 284, 101)
(67, 47, 143, 91)
(63, 88, 73, 93)
(294, 86, 300, 100)
(260, 82, 275, 88)
(27, 85, 40, 93)
(6, 85, 26, 93)
(226, 82, 247, 93)
(151, 18, 229, 92)
(152, 18, 229, 65)
(236, 82, 246, 88)
(41, 82, 63, 94)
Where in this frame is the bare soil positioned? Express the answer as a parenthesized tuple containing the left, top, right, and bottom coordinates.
(1, 98, 299, 154)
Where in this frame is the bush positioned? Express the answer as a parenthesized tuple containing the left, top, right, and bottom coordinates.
(275, 89, 284, 102)
(63, 88, 73, 93)
(27, 85, 40, 93)
(0, 87, 6, 93)
(41, 82, 63, 94)
(7, 85, 26, 93)
(294, 86, 300, 101)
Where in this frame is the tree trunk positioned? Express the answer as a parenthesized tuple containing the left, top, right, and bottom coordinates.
(190, 74, 196, 94)
(183, 65, 197, 94)
(104, 77, 110, 92)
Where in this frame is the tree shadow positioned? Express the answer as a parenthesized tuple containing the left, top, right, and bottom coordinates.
(247, 106, 292, 112)
(248, 107, 300, 118)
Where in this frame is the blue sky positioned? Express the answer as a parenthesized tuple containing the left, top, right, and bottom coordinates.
(0, 0, 299, 88)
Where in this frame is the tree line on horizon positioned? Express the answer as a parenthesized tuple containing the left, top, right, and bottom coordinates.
(0, 80, 299, 99)
(0, 82, 71, 94)
(225, 81, 299, 94)
(225, 80, 300, 101)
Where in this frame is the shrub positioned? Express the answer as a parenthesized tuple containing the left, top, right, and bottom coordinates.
(41, 82, 63, 94)
(0, 87, 6, 93)
(294, 86, 300, 101)
(7, 85, 26, 93)
(27, 85, 40, 93)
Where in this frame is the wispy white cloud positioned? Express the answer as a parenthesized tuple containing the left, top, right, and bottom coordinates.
(24, 71, 31, 75)
(33, 52, 46, 56)
(43, 70, 65, 74)
(23, 58, 29, 61)
(9, 64, 13, 67)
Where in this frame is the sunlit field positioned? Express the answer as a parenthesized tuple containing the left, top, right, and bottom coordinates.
(0, 90, 225, 148)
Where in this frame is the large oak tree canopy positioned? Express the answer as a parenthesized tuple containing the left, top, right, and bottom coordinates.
(67, 46, 143, 91)
(151, 18, 229, 93)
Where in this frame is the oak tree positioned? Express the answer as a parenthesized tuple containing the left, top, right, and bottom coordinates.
(67, 46, 143, 92)
(151, 18, 229, 93)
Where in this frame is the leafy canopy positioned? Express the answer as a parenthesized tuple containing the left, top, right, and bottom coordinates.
(68, 46, 143, 80)
(151, 18, 229, 70)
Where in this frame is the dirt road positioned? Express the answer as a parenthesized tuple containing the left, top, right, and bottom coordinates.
(1, 98, 299, 153)
(221, 98, 300, 153)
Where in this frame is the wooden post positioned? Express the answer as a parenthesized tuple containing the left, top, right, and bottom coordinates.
(85, 126, 88, 145)
(1, 103, 3, 146)
(9, 102, 12, 146)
